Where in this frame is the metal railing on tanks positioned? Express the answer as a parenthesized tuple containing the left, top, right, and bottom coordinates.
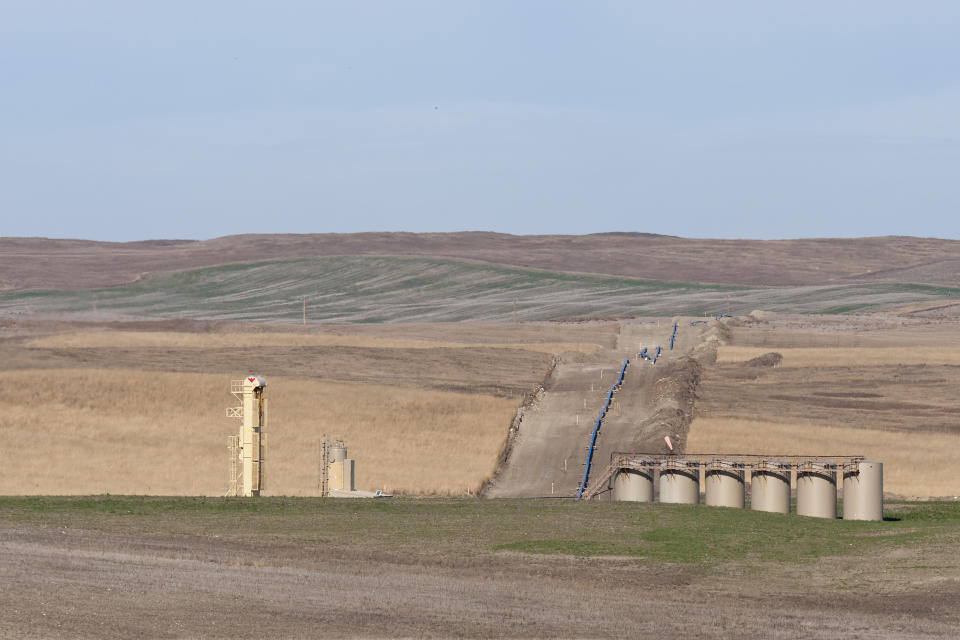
(578, 452, 867, 501)
(608, 452, 865, 472)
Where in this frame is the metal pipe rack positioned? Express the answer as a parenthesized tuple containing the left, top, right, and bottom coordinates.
(582, 452, 866, 501)
(610, 452, 865, 469)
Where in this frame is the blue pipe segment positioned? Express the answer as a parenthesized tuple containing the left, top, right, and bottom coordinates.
(670, 322, 678, 350)
(639, 345, 663, 363)
(576, 357, 629, 499)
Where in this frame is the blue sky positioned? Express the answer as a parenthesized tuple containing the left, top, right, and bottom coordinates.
(2, 1, 959, 241)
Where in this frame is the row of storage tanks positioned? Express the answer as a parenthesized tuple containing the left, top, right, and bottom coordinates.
(612, 458, 883, 520)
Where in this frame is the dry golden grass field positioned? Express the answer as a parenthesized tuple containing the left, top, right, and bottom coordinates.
(4, 314, 960, 498)
(717, 345, 960, 367)
(1, 320, 623, 496)
(2, 369, 518, 495)
(690, 314, 960, 497)
(24, 330, 601, 355)
(686, 418, 959, 497)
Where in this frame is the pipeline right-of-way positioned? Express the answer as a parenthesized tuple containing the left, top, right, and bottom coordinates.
(576, 357, 629, 499)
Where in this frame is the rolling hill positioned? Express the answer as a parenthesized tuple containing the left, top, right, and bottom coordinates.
(4, 232, 960, 293)
(2, 256, 959, 323)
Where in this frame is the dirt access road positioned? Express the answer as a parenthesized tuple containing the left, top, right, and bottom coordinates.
(485, 321, 710, 498)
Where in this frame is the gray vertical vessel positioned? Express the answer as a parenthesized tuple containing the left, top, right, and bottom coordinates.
(750, 459, 791, 514)
(705, 459, 745, 508)
(842, 461, 883, 521)
(659, 459, 700, 504)
(613, 459, 655, 502)
(329, 443, 347, 462)
(796, 460, 837, 519)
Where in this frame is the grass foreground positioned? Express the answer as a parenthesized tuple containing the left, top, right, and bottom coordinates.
(1, 495, 957, 566)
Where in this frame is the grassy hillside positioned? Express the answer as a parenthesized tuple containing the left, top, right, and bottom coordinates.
(6, 233, 960, 292)
(3, 256, 960, 322)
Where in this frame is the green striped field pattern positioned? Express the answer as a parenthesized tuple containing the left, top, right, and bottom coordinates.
(2, 256, 959, 322)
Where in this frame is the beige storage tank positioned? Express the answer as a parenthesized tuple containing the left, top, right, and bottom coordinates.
(613, 460, 655, 502)
(659, 459, 699, 504)
(750, 459, 791, 515)
(329, 443, 347, 463)
(705, 459, 745, 508)
(328, 458, 355, 492)
(842, 460, 883, 521)
(796, 460, 837, 519)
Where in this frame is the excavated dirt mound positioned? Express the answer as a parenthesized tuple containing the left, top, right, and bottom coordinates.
(744, 351, 783, 367)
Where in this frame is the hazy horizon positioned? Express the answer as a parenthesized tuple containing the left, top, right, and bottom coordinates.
(3, 2, 959, 242)
(5, 230, 960, 245)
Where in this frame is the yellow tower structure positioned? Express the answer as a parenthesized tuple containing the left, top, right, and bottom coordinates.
(226, 376, 267, 497)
